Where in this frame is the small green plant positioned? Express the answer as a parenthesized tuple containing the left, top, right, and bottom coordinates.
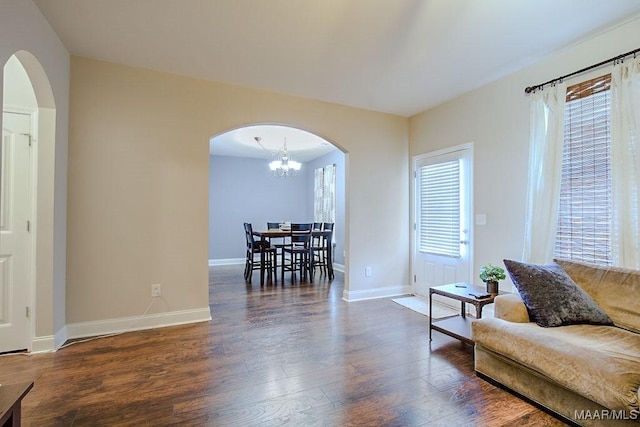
(479, 263, 506, 283)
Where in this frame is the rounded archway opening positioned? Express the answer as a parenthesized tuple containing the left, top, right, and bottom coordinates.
(2, 50, 57, 352)
(207, 124, 347, 287)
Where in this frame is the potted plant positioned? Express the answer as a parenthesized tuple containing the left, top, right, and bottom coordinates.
(479, 263, 506, 294)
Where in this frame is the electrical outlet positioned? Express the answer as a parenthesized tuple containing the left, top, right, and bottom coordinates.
(151, 283, 161, 297)
(365, 266, 372, 277)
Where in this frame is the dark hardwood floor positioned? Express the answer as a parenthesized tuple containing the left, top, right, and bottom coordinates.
(0, 265, 565, 426)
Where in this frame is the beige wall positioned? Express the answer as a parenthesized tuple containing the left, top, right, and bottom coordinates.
(409, 17, 640, 290)
(68, 57, 409, 323)
(0, 0, 69, 345)
(13, 0, 634, 339)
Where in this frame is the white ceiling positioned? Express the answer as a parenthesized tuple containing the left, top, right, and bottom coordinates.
(34, 0, 640, 118)
(33, 0, 640, 160)
(210, 125, 336, 161)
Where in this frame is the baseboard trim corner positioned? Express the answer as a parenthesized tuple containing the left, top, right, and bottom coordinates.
(31, 334, 56, 353)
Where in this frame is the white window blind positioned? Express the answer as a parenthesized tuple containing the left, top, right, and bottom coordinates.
(419, 160, 461, 258)
(555, 75, 612, 265)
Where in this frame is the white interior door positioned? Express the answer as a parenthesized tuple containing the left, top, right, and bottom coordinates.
(413, 145, 472, 298)
(0, 111, 31, 352)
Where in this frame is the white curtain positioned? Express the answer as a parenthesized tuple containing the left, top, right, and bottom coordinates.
(323, 164, 336, 223)
(523, 82, 567, 263)
(314, 164, 336, 223)
(610, 57, 640, 269)
(314, 167, 323, 221)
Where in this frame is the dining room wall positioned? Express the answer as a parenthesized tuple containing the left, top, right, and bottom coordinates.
(209, 154, 309, 261)
(210, 148, 346, 267)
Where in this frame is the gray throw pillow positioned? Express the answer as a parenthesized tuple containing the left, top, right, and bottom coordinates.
(503, 259, 614, 328)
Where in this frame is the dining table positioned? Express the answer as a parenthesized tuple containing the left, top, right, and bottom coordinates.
(252, 228, 334, 286)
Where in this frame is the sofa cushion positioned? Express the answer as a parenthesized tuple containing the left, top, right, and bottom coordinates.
(493, 294, 530, 323)
(503, 259, 614, 328)
(472, 318, 640, 413)
(556, 258, 640, 334)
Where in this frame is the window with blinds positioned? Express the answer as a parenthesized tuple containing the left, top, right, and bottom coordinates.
(554, 74, 612, 265)
(419, 160, 461, 258)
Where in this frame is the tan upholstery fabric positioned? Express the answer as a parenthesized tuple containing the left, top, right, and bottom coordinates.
(475, 345, 640, 427)
(493, 294, 529, 323)
(556, 259, 640, 333)
(472, 318, 640, 413)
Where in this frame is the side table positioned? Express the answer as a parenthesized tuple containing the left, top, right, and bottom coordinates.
(429, 283, 503, 345)
(0, 381, 33, 427)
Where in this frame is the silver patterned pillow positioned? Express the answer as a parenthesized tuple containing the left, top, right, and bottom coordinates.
(503, 259, 613, 328)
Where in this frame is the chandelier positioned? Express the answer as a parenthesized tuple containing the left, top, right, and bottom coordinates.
(254, 136, 301, 177)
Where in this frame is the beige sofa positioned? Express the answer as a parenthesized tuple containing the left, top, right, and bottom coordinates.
(472, 259, 640, 426)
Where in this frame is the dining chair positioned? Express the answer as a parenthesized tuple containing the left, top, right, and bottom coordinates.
(311, 222, 323, 248)
(313, 222, 334, 276)
(281, 223, 313, 283)
(243, 223, 277, 284)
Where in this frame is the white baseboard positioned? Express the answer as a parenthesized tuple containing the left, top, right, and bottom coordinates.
(31, 335, 56, 353)
(209, 258, 244, 266)
(333, 263, 345, 273)
(342, 284, 412, 302)
(54, 326, 69, 350)
(28, 306, 212, 352)
(61, 306, 211, 347)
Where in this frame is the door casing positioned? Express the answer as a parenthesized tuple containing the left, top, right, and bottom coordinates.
(411, 143, 474, 299)
(0, 107, 37, 353)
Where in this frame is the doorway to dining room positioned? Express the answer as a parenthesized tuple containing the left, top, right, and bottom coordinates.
(207, 124, 346, 290)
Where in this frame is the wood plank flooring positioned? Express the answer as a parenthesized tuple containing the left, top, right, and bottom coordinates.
(0, 265, 565, 426)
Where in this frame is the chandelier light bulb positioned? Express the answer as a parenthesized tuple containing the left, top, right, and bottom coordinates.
(263, 137, 301, 177)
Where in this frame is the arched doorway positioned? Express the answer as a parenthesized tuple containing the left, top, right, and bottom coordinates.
(1, 51, 56, 353)
(208, 124, 346, 284)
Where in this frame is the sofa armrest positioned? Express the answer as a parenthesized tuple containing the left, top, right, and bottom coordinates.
(494, 294, 530, 323)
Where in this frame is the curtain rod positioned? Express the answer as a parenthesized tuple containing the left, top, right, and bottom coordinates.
(524, 47, 640, 94)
